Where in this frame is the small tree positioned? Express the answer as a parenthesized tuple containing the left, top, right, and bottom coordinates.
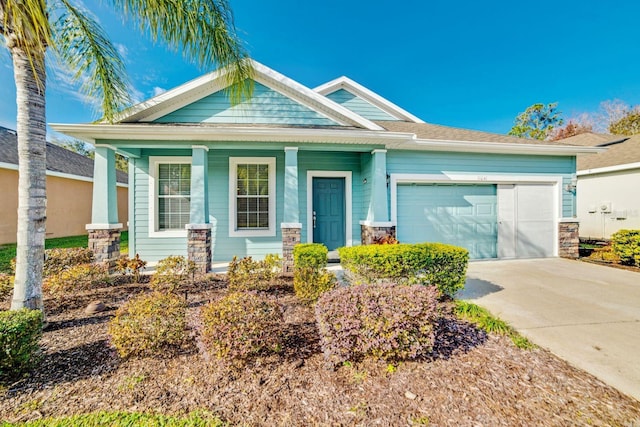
(609, 111, 640, 136)
(550, 119, 593, 141)
(508, 103, 564, 140)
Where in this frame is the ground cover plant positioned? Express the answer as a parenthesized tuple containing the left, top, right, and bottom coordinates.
(1, 259, 639, 426)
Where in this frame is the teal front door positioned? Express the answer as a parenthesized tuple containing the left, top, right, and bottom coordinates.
(312, 177, 346, 250)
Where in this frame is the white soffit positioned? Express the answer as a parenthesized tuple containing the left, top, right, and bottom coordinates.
(314, 76, 425, 123)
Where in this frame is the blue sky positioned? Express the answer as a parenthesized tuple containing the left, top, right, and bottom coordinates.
(2, 0, 640, 135)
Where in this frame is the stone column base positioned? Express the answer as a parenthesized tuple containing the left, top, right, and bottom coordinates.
(282, 224, 302, 275)
(187, 225, 212, 274)
(87, 225, 122, 272)
(559, 221, 579, 259)
(361, 223, 396, 245)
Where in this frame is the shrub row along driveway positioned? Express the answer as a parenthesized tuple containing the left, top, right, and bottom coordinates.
(460, 258, 640, 401)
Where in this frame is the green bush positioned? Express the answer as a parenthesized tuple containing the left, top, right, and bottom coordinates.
(227, 254, 282, 291)
(293, 243, 328, 269)
(43, 247, 94, 277)
(15, 411, 225, 426)
(315, 284, 438, 365)
(43, 263, 110, 299)
(199, 291, 284, 363)
(108, 292, 187, 358)
(150, 255, 196, 293)
(293, 267, 337, 305)
(338, 243, 469, 297)
(0, 273, 14, 300)
(0, 309, 43, 381)
(611, 229, 640, 266)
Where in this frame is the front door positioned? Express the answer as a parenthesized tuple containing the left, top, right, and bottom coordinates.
(312, 177, 346, 250)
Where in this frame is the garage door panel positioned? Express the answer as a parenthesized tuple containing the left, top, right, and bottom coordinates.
(397, 184, 497, 259)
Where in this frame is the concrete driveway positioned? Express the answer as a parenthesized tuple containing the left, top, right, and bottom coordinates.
(459, 258, 640, 401)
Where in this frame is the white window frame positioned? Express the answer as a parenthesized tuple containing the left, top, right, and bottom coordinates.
(148, 156, 192, 238)
(229, 157, 276, 237)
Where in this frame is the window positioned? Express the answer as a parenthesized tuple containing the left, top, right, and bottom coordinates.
(149, 157, 191, 237)
(229, 157, 276, 237)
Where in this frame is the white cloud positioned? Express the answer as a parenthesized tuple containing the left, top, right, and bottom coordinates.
(115, 43, 128, 60)
(152, 86, 167, 97)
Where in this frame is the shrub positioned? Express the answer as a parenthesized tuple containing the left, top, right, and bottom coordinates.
(43, 247, 94, 277)
(315, 284, 438, 365)
(108, 292, 187, 358)
(338, 243, 469, 297)
(293, 243, 328, 269)
(43, 263, 110, 299)
(0, 273, 14, 300)
(227, 254, 282, 291)
(293, 267, 337, 305)
(115, 254, 147, 283)
(0, 309, 43, 381)
(611, 230, 640, 266)
(199, 291, 284, 363)
(150, 255, 196, 293)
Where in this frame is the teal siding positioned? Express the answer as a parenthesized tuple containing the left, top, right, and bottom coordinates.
(326, 89, 399, 121)
(387, 151, 576, 218)
(359, 153, 373, 221)
(397, 184, 497, 259)
(154, 82, 340, 126)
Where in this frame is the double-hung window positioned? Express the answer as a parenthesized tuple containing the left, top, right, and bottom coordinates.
(149, 157, 191, 237)
(229, 157, 276, 237)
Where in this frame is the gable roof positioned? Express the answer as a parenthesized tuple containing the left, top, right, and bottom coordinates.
(555, 132, 640, 172)
(314, 76, 425, 123)
(556, 132, 626, 147)
(115, 60, 384, 130)
(0, 126, 128, 184)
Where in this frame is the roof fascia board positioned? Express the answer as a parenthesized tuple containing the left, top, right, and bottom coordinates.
(114, 60, 384, 130)
(314, 76, 425, 123)
(402, 138, 607, 156)
(577, 161, 640, 176)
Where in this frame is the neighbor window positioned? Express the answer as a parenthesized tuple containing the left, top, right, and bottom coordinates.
(229, 157, 276, 237)
(149, 157, 191, 237)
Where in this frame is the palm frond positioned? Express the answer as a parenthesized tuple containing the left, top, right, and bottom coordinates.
(110, 0, 253, 104)
(49, 0, 131, 122)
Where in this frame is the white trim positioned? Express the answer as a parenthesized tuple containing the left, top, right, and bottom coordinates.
(86, 223, 123, 230)
(185, 223, 213, 230)
(359, 220, 395, 227)
(577, 162, 640, 176)
(191, 145, 209, 152)
(284, 146, 299, 152)
(411, 138, 605, 156)
(94, 143, 119, 151)
(389, 173, 563, 257)
(371, 149, 387, 154)
(228, 157, 277, 237)
(148, 156, 192, 238)
(558, 217, 579, 223)
(306, 171, 353, 246)
(281, 222, 303, 229)
(314, 76, 425, 123)
(0, 161, 129, 187)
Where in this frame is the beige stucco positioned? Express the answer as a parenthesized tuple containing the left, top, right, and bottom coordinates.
(0, 168, 128, 244)
(577, 168, 640, 239)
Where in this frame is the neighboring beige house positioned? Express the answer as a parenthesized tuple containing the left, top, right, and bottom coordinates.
(559, 132, 640, 239)
(0, 126, 128, 245)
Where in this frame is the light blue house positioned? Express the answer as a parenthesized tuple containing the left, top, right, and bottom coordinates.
(52, 61, 599, 272)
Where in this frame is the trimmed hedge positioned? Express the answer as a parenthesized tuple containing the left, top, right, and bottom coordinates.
(315, 284, 438, 365)
(43, 247, 94, 277)
(199, 291, 284, 363)
(293, 243, 328, 269)
(227, 254, 282, 291)
(293, 267, 337, 305)
(108, 292, 187, 358)
(0, 309, 43, 381)
(44, 263, 110, 299)
(611, 229, 640, 267)
(338, 243, 469, 297)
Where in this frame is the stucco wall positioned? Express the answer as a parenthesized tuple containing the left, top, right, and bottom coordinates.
(577, 168, 640, 239)
(0, 168, 128, 244)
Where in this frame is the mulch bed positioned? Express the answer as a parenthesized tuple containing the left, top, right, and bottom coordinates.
(1, 276, 640, 426)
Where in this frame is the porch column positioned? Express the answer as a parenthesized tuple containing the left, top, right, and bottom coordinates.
(281, 147, 301, 274)
(187, 146, 212, 274)
(361, 149, 396, 244)
(87, 146, 122, 270)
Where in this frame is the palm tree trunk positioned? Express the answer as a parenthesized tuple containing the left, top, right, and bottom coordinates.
(10, 46, 46, 313)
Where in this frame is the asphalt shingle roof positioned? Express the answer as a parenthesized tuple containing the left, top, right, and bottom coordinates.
(0, 126, 128, 184)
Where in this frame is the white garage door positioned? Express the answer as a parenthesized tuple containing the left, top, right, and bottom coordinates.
(397, 184, 498, 259)
(497, 184, 555, 258)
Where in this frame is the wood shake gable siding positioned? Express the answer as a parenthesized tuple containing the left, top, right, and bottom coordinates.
(154, 83, 340, 126)
(386, 151, 577, 218)
(325, 89, 400, 121)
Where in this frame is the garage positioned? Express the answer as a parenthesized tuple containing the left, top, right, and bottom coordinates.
(396, 184, 498, 259)
(396, 182, 556, 259)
